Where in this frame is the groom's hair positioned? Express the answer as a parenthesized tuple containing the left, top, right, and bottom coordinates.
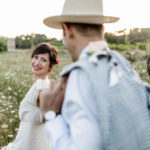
(64, 23, 103, 38)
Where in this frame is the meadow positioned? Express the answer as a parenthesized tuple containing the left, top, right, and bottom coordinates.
(0, 48, 149, 147)
(0, 49, 71, 147)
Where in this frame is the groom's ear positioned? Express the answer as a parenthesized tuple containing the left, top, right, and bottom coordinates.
(62, 23, 74, 39)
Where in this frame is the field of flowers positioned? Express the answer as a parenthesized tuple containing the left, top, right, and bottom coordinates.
(0, 48, 149, 147)
(0, 49, 71, 147)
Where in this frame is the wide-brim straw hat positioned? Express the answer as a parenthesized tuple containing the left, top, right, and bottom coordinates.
(43, 0, 120, 29)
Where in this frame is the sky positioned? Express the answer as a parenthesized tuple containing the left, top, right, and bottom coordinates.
(0, 0, 150, 39)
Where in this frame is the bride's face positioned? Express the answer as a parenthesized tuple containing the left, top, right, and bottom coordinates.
(31, 53, 50, 77)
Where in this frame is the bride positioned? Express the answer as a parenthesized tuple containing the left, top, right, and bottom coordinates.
(1, 43, 58, 150)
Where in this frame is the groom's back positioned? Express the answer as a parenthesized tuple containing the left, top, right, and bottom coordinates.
(69, 50, 150, 150)
(89, 51, 150, 150)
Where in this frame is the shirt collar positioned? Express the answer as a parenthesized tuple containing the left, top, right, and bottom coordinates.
(79, 40, 110, 60)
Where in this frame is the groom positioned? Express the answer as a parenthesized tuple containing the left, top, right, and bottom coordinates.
(40, 0, 150, 150)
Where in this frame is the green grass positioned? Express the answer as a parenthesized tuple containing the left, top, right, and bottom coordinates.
(108, 43, 146, 51)
(0, 49, 71, 147)
(0, 48, 149, 147)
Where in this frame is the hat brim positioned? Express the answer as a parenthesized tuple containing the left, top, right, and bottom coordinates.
(43, 15, 119, 29)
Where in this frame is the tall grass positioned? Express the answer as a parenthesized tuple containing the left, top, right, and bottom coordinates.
(0, 48, 149, 147)
(0, 49, 71, 147)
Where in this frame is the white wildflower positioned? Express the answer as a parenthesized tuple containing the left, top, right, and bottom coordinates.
(141, 69, 146, 74)
(2, 103, 7, 106)
(15, 128, 19, 132)
(8, 96, 12, 99)
(9, 105, 13, 108)
(0, 109, 5, 113)
(1, 124, 8, 129)
(1, 95, 6, 99)
(8, 87, 12, 91)
(9, 119, 14, 123)
(14, 115, 18, 118)
(8, 135, 13, 138)
(14, 92, 18, 96)
(10, 110, 15, 114)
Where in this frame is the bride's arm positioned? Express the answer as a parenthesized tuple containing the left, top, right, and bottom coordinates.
(19, 99, 43, 124)
(19, 79, 49, 124)
(37, 91, 46, 122)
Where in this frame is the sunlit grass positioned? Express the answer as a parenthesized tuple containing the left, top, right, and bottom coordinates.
(0, 48, 149, 147)
(0, 49, 71, 147)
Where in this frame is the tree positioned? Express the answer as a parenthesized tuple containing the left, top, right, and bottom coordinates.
(32, 34, 49, 46)
(0, 38, 7, 52)
(15, 34, 49, 49)
(105, 32, 127, 44)
(128, 28, 150, 44)
(15, 35, 32, 49)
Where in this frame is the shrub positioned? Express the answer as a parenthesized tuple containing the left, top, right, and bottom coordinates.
(15, 35, 32, 49)
(108, 43, 136, 51)
(0, 38, 7, 52)
(136, 42, 146, 50)
(49, 40, 65, 50)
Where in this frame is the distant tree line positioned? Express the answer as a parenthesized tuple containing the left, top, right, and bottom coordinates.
(15, 34, 65, 49)
(15, 34, 50, 49)
(105, 28, 150, 44)
(105, 28, 150, 50)
(1, 28, 150, 52)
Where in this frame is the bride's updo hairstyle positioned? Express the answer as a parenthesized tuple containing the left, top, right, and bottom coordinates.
(31, 43, 58, 70)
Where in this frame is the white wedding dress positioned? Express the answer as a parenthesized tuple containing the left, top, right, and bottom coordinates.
(1, 79, 51, 150)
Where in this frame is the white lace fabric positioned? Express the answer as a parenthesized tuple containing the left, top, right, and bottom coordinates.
(1, 79, 51, 150)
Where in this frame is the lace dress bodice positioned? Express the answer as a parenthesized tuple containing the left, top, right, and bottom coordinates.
(2, 79, 52, 150)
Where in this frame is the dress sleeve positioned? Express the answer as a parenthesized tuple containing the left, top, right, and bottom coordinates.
(19, 79, 50, 123)
(29, 79, 50, 105)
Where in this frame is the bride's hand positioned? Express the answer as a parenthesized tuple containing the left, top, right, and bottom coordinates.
(39, 77, 68, 115)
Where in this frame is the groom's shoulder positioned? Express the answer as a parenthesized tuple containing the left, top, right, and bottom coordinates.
(61, 49, 132, 78)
